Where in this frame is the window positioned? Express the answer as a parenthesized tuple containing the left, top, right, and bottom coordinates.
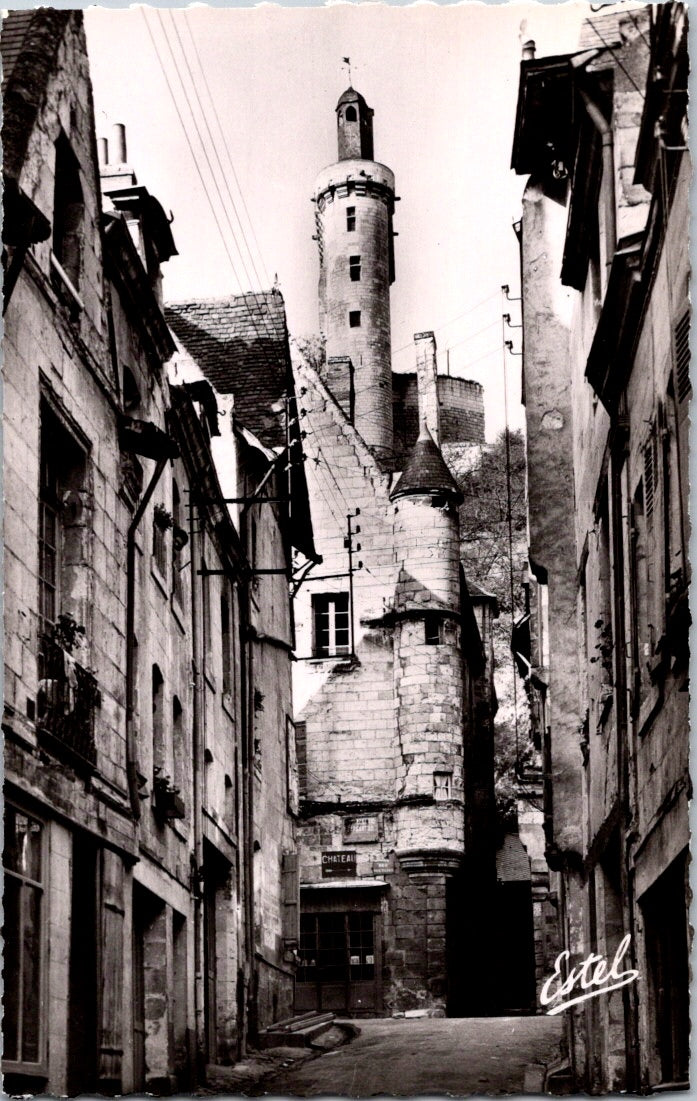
(221, 592, 233, 696)
(38, 402, 87, 641)
(172, 695, 184, 802)
(152, 509, 168, 578)
(345, 105, 357, 122)
(433, 772, 452, 801)
(424, 614, 442, 646)
(346, 206, 356, 232)
(53, 133, 84, 290)
(171, 482, 183, 605)
(152, 664, 164, 776)
(349, 310, 361, 328)
(349, 255, 361, 282)
(312, 593, 350, 657)
(3, 805, 45, 1071)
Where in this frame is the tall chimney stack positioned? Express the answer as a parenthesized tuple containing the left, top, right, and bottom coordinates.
(111, 123, 127, 165)
(414, 331, 440, 447)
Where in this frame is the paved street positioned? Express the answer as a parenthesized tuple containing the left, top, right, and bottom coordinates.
(262, 1016, 564, 1097)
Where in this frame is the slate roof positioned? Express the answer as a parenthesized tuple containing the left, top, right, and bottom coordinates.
(577, 10, 623, 50)
(167, 291, 318, 562)
(496, 833, 532, 883)
(166, 291, 290, 450)
(1, 10, 35, 90)
(390, 423, 462, 502)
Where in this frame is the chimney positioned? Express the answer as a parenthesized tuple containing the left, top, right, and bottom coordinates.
(522, 39, 536, 60)
(414, 331, 440, 447)
(111, 123, 127, 165)
(97, 137, 108, 166)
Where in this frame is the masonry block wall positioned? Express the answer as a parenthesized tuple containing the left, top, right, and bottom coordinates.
(315, 160, 396, 461)
(392, 373, 485, 469)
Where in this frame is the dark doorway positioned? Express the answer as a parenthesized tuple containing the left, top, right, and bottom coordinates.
(67, 832, 99, 1095)
(641, 850, 689, 1087)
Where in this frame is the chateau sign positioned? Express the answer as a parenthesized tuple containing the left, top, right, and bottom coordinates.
(321, 851, 357, 878)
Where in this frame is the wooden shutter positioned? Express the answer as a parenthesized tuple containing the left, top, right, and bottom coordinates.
(282, 851, 299, 950)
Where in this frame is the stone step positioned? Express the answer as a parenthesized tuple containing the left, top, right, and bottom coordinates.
(257, 1011, 337, 1049)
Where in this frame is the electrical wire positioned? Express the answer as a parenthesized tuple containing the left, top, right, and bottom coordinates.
(392, 289, 500, 356)
(181, 11, 271, 288)
(582, 16, 646, 98)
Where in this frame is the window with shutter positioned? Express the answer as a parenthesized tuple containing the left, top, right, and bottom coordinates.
(674, 309, 691, 404)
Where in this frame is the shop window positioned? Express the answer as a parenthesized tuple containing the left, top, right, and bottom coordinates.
(346, 206, 356, 232)
(349, 255, 361, 282)
(3, 804, 45, 1073)
(312, 593, 350, 657)
(349, 310, 361, 328)
(52, 133, 84, 290)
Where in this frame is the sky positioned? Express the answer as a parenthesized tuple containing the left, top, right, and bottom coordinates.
(85, 2, 594, 441)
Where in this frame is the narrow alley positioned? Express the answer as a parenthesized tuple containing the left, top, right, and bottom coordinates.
(260, 1018, 564, 1097)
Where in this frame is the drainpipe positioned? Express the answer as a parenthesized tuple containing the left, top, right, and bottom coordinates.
(578, 86, 616, 282)
(188, 493, 206, 1083)
(126, 456, 168, 818)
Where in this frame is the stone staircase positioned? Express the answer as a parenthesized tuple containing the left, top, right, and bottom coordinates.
(257, 1009, 337, 1049)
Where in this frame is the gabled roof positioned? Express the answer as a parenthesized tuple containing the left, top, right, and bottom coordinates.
(390, 423, 462, 502)
(166, 290, 318, 562)
(166, 291, 290, 450)
(2, 9, 73, 183)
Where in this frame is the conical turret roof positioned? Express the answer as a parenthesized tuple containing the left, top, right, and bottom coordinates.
(390, 422, 462, 502)
(336, 86, 368, 110)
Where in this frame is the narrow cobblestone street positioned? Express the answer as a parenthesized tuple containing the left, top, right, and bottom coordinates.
(260, 1017, 564, 1097)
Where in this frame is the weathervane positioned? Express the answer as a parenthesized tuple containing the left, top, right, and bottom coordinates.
(342, 56, 352, 85)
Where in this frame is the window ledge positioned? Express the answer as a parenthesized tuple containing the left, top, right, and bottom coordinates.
(150, 562, 168, 600)
(170, 594, 186, 634)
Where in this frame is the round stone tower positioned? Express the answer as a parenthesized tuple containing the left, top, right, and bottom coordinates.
(390, 424, 465, 866)
(314, 87, 396, 463)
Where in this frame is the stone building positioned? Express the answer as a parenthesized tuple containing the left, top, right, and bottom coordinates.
(291, 87, 499, 1017)
(511, 5, 689, 1090)
(2, 11, 308, 1092)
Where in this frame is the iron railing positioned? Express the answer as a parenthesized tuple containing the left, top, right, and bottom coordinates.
(37, 634, 99, 768)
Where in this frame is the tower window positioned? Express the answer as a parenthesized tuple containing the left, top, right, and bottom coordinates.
(345, 105, 357, 122)
(312, 593, 350, 657)
(349, 256, 361, 282)
(346, 206, 356, 232)
(424, 614, 443, 646)
(433, 772, 453, 801)
(349, 311, 361, 328)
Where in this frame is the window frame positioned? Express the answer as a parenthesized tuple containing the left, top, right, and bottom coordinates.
(346, 206, 356, 232)
(312, 592, 351, 658)
(349, 255, 361, 282)
(348, 310, 361, 329)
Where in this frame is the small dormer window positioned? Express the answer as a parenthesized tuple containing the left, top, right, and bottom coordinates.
(345, 105, 357, 122)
